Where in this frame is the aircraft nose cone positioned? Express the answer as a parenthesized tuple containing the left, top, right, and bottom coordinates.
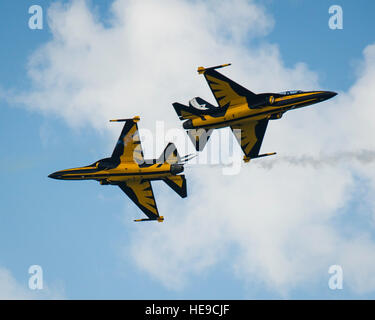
(48, 172, 60, 179)
(324, 91, 337, 100)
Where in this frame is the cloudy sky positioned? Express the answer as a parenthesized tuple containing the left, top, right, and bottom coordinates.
(1, 0, 375, 299)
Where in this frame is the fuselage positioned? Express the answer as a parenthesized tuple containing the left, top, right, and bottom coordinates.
(48, 160, 184, 185)
(183, 90, 337, 129)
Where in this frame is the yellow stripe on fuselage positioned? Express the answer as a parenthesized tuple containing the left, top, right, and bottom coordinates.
(59, 163, 172, 182)
(274, 91, 323, 102)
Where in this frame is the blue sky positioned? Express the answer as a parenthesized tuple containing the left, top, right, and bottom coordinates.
(1, 0, 375, 299)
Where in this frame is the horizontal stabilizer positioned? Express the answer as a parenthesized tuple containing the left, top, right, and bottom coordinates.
(163, 175, 187, 198)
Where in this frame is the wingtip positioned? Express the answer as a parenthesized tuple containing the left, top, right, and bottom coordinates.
(243, 152, 277, 162)
(109, 116, 140, 123)
(133, 216, 164, 222)
(197, 63, 231, 74)
(197, 66, 205, 74)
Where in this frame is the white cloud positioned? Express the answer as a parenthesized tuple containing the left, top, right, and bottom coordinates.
(0, 267, 31, 299)
(13, 0, 375, 297)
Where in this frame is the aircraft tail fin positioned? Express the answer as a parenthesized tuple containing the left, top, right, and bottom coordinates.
(188, 97, 217, 111)
(173, 97, 221, 121)
(158, 142, 181, 164)
(163, 175, 187, 198)
(172, 102, 198, 120)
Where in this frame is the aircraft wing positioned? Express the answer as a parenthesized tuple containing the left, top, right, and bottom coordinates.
(230, 119, 270, 160)
(111, 118, 144, 164)
(119, 180, 162, 221)
(199, 66, 257, 108)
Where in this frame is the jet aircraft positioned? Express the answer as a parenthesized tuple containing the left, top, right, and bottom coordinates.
(173, 64, 337, 162)
(48, 116, 191, 222)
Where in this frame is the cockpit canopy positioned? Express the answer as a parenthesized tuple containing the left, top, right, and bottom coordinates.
(89, 158, 117, 170)
(278, 90, 304, 95)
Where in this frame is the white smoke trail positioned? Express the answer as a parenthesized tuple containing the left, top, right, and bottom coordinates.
(257, 149, 375, 170)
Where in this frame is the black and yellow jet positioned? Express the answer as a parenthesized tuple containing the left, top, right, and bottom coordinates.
(173, 64, 337, 162)
(48, 116, 190, 222)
